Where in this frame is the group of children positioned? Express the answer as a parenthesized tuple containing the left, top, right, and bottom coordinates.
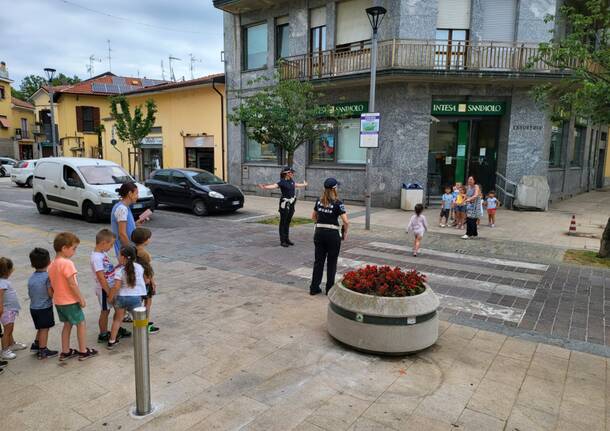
(0, 227, 158, 373)
(439, 183, 500, 228)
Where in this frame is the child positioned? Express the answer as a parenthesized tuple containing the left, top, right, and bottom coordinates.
(454, 186, 467, 229)
(439, 186, 453, 227)
(28, 248, 58, 359)
(131, 228, 159, 334)
(107, 245, 148, 349)
(406, 203, 428, 257)
(48, 232, 98, 361)
(451, 182, 462, 223)
(90, 229, 131, 343)
(484, 190, 500, 227)
(477, 184, 485, 226)
(0, 257, 26, 360)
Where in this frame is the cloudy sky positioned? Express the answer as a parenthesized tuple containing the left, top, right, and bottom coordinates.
(2, 0, 224, 86)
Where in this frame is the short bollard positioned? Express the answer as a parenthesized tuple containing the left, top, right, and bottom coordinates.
(133, 306, 152, 416)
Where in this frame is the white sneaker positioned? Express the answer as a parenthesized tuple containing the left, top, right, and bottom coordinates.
(461, 234, 469, 239)
(10, 342, 27, 351)
(491, 224, 495, 228)
(1, 349, 16, 360)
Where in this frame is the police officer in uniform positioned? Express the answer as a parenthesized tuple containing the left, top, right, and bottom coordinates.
(309, 178, 349, 295)
(258, 167, 308, 247)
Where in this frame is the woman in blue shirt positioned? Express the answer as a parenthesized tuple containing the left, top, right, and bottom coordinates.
(111, 182, 143, 257)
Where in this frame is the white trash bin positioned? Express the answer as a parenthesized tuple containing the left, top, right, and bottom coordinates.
(400, 186, 424, 211)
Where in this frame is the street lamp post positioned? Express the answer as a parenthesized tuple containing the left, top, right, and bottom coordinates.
(364, 6, 386, 230)
(43, 68, 57, 157)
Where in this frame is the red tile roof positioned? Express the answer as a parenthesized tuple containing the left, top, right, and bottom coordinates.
(11, 97, 35, 110)
(125, 73, 225, 96)
(55, 72, 168, 97)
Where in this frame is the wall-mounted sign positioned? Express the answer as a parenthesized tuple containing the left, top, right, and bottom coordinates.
(512, 125, 543, 131)
(141, 136, 163, 147)
(359, 113, 380, 148)
(432, 101, 506, 116)
(184, 136, 214, 148)
(316, 101, 369, 118)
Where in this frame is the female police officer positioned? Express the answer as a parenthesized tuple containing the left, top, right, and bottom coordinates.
(258, 167, 308, 247)
(309, 178, 349, 296)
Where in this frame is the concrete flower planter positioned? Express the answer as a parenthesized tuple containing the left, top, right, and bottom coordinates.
(327, 282, 440, 355)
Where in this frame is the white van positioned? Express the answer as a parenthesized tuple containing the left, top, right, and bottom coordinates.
(32, 157, 155, 222)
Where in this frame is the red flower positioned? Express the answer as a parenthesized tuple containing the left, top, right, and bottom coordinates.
(342, 265, 426, 297)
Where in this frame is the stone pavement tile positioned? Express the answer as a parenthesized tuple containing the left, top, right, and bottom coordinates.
(562, 375, 605, 409)
(0, 384, 55, 417)
(455, 408, 505, 431)
(526, 351, 569, 382)
(401, 415, 454, 431)
(535, 343, 571, 360)
(306, 393, 372, 431)
(3, 398, 91, 431)
(73, 386, 133, 423)
(485, 355, 529, 389)
(467, 377, 519, 421)
(186, 395, 268, 431)
(567, 351, 607, 381)
(347, 417, 400, 431)
(440, 324, 478, 341)
(505, 405, 558, 431)
(444, 348, 496, 386)
(467, 330, 507, 355)
(516, 375, 564, 416)
(498, 337, 537, 362)
(412, 382, 474, 425)
(556, 400, 605, 431)
(137, 397, 215, 431)
(35, 369, 113, 409)
(292, 421, 328, 431)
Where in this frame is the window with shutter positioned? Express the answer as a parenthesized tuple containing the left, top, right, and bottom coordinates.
(75, 106, 83, 132)
(336, 0, 372, 46)
(79, 106, 97, 132)
(480, 0, 516, 42)
(437, 0, 471, 29)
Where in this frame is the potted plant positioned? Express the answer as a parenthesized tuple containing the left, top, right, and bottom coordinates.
(327, 265, 439, 355)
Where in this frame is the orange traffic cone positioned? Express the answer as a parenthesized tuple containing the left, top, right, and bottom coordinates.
(569, 215, 577, 235)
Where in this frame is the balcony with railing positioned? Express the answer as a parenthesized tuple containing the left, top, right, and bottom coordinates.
(14, 128, 30, 140)
(279, 39, 570, 81)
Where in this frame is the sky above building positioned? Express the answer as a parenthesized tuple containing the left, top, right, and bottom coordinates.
(2, 0, 224, 86)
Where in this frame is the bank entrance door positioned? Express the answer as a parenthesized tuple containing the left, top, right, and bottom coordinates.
(428, 118, 499, 195)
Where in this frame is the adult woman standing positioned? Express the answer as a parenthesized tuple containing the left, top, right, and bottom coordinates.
(309, 178, 349, 296)
(111, 182, 143, 257)
(258, 167, 308, 247)
(462, 176, 481, 239)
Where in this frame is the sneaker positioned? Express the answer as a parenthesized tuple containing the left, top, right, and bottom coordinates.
(286, 240, 295, 246)
(461, 234, 469, 239)
(123, 314, 133, 323)
(439, 223, 444, 227)
(147, 323, 160, 334)
(1, 349, 16, 360)
(10, 342, 27, 351)
(38, 348, 59, 360)
(97, 332, 110, 343)
(491, 224, 495, 228)
(107, 339, 120, 350)
(30, 341, 40, 352)
(0, 359, 8, 367)
(59, 349, 78, 361)
(118, 327, 132, 338)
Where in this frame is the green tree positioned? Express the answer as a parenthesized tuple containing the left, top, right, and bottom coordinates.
(229, 77, 326, 167)
(110, 96, 157, 180)
(11, 86, 26, 101)
(18, 73, 81, 100)
(532, 0, 609, 124)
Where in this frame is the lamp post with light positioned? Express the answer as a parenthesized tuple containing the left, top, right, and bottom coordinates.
(364, 6, 386, 230)
(43, 68, 58, 156)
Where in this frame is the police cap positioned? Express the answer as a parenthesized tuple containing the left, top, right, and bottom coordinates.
(324, 177, 340, 189)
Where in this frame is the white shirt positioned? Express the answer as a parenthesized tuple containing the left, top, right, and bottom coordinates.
(113, 204, 128, 222)
(90, 251, 115, 293)
(113, 263, 147, 297)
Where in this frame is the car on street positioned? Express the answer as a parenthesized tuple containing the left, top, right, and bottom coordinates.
(11, 159, 38, 187)
(32, 157, 155, 222)
(146, 168, 244, 216)
(0, 157, 17, 177)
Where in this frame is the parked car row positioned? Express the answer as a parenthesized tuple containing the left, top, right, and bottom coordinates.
(0, 157, 17, 177)
(26, 157, 244, 223)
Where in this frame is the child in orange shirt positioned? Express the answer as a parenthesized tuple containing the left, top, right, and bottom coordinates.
(48, 232, 98, 361)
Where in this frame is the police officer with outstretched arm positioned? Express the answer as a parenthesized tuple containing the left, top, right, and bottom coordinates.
(258, 167, 308, 247)
(309, 178, 349, 296)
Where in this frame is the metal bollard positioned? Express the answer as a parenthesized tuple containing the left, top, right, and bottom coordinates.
(132, 306, 151, 416)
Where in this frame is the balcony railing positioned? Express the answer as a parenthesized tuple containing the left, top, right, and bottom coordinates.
(279, 39, 570, 81)
(15, 128, 30, 140)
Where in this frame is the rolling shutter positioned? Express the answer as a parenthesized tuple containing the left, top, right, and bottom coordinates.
(336, 0, 373, 46)
(480, 0, 516, 42)
(310, 7, 326, 28)
(75, 106, 83, 132)
(437, 0, 471, 29)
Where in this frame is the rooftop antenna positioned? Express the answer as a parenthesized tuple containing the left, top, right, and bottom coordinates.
(107, 39, 112, 72)
(169, 55, 181, 82)
(189, 53, 201, 79)
(161, 60, 165, 80)
(86, 55, 102, 77)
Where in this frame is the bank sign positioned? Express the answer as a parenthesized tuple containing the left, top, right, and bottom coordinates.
(432, 101, 506, 116)
(316, 102, 369, 118)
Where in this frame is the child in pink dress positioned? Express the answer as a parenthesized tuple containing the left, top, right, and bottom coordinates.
(407, 204, 428, 257)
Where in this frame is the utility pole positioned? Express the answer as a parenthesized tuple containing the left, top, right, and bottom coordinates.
(189, 53, 201, 80)
(107, 39, 112, 72)
(44, 68, 58, 157)
(169, 55, 181, 82)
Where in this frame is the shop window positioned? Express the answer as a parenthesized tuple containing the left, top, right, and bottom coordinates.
(243, 22, 268, 70)
(571, 125, 586, 167)
(310, 118, 365, 165)
(276, 20, 289, 60)
(549, 123, 565, 168)
(245, 134, 279, 163)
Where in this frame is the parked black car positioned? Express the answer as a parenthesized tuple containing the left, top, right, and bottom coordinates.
(145, 168, 244, 216)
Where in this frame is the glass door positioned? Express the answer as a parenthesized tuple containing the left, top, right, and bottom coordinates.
(467, 119, 499, 194)
(428, 120, 458, 195)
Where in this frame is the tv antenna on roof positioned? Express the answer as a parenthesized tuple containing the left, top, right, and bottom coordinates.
(107, 39, 113, 72)
(189, 53, 201, 80)
(86, 55, 102, 77)
(169, 55, 181, 82)
(161, 60, 165, 80)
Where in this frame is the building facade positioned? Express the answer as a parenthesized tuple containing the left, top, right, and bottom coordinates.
(215, 0, 608, 207)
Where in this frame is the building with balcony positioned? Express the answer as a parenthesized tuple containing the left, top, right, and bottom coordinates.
(215, 0, 608, 207)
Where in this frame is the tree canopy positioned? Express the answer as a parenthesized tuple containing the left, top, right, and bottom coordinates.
(14, 73, 81, 101)
(533, 0, 610, 124)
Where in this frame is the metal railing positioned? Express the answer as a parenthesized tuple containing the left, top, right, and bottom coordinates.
(279, 39, 568, 80)
(495, 171, 517, 209)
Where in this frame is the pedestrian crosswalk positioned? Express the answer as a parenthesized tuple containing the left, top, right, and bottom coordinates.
(288, 241, 544, 326)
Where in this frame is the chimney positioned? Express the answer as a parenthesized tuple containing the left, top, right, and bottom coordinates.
(0, 61, 8, 79)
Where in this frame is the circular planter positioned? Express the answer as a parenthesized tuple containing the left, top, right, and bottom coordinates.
(327, 282, 440, 355)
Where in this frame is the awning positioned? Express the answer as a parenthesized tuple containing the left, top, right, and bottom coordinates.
(0, 117, 9, 128)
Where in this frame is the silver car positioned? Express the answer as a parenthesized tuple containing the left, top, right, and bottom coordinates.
(0, 157, 17, 177)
